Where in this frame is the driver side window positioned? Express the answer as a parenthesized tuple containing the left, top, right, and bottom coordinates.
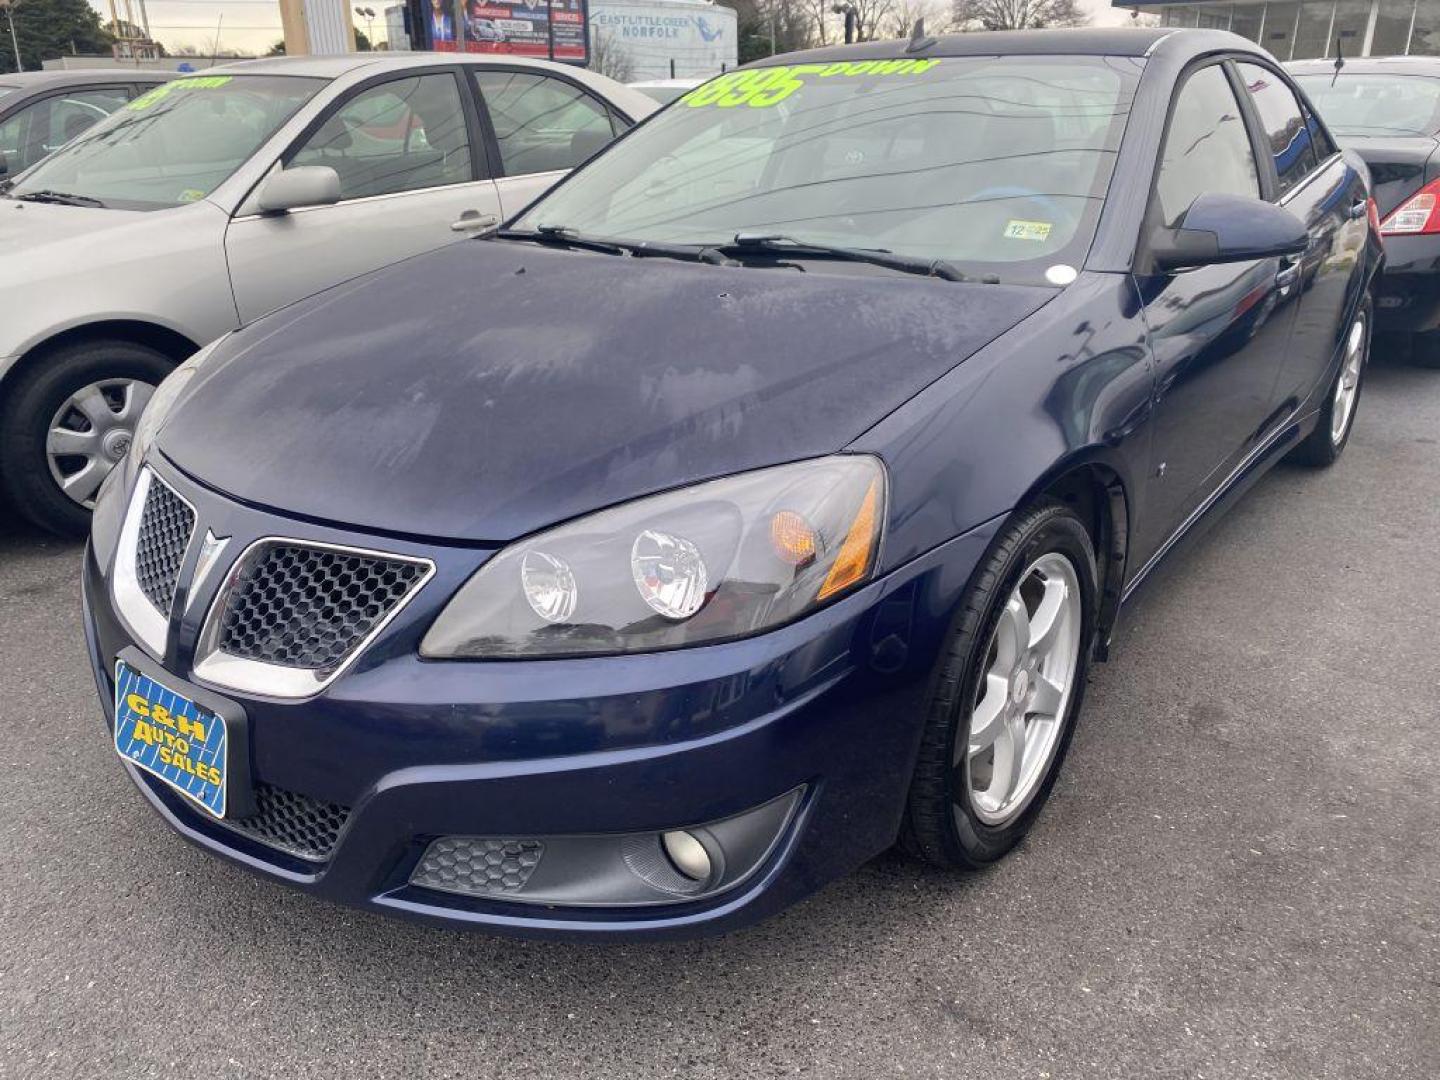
(1155, 64, 1259, 228)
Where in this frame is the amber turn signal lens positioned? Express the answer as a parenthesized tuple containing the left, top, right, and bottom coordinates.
(817, 478, 880, 601)
(770, 510, 819, 566)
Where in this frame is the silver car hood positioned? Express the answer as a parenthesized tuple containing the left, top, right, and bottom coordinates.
(0, 198, 159, 253)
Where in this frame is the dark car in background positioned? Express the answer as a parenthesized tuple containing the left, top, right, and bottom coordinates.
(84, 29, 1380, 938)
(1291, 56, 1440, 365)
(0, 69, 170, 180)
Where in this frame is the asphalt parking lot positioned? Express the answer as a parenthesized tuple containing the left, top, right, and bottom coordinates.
(1, 352, 1436, 1080)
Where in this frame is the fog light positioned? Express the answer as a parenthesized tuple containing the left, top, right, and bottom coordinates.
(661, 830, 711, 881)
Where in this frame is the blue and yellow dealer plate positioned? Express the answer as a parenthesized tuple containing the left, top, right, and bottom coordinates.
(114, 660, 228, 818)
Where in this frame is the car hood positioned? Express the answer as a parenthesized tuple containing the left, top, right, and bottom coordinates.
(159, 241, 1053, 543)
(0, 198, 207, 276)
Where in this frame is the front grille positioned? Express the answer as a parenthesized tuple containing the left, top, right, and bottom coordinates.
(219, 782, 350, 862)
(134, 476, 194, 614)
(411, 837, 546, 896)
(216, 543, 428, 671)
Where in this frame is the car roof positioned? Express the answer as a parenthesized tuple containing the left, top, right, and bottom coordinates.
(203, 52, 658, 120)
(746, 27, 1176, 66)
(207, 51, 615, 79)
(1286, 56, 1440, 76)
(0, 69, 170, 90)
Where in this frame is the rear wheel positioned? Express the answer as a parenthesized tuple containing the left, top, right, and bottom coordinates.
(901, 499, 1097, 869)
(1290, 302, 1369, 468)
(0, 339, 173, 536)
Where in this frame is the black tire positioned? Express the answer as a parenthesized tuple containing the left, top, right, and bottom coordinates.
(0, 339, 174, 537)
(900, 498, 1098, 870)
(1289, 300, 1371, 468)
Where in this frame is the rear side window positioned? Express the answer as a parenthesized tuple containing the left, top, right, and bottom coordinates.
(1156, 64, 1259, 228)
(1237, 62, 1318, 196)
(473, 71, 618, 176)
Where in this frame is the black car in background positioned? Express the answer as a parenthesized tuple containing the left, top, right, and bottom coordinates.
(0, 69, 170, 181)
(1291, 57, 1440, 365)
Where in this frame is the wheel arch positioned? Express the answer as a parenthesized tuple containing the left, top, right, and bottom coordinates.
(0, 319, 199, 410)
(1017, 455, 1131, 662)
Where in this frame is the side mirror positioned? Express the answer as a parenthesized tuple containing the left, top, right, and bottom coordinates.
(256, 165, 341, 214)
(1150, 192, 1308, 271)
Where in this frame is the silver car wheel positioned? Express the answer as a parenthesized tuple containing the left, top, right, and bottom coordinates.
(958, 552, 1082, 828)
(45, 378, 155, 509)
(1330, 312, 1367, 446)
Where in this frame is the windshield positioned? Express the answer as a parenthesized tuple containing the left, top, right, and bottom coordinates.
(8, 74, 324, 210)
(515, 56, 1140, 285)
(1295, 73, 1440, 136)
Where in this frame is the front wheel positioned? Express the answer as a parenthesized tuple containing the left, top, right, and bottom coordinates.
(0, 339, 173, 536)
(1289, 302, 1370, 468)
(901, 499, 1098, 870)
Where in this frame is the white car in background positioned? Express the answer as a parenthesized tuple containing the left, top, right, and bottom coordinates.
(628, 78, 703, 105)
(0, 54, 656, 534)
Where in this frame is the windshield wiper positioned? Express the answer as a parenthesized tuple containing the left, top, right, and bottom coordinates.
(494, 225, 739, 266)
(14, 189, 106, 208)
(721, 233, 970, 282)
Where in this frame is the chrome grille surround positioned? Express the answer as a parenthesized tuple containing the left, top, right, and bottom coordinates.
(112, 468, 196, 658)
(134, 474, 195, 613)
(193, 537, 434, 700)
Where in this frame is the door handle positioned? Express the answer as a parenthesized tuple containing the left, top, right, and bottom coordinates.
(1349, 199, 1368, 221)
(451, 210, 499, 233)
(1275, 256, 1302, 289)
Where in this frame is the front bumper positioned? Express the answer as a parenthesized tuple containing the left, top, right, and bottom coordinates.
(83, 458, 1000, 938)
(1374, 234, 1440, 333)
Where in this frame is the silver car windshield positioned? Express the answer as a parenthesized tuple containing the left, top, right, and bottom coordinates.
(515, 56, 1141, 285)
(7, 74, 324, 210)
(1294, 73, 1440, 136)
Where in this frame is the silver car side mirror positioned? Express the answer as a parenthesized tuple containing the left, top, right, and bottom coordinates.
(256, 166, 341, 214)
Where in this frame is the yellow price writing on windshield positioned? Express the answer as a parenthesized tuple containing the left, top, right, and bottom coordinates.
(682, 59, 941, 110)
(129, 75, 233, 110)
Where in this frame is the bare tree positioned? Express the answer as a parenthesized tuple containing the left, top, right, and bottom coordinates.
(588, 26, 633, 82)
(951, 0, 1087, 31)
(882, 0, 952, 38)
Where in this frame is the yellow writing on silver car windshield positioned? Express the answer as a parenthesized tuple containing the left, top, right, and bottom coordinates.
(128, 75, 233, 110)
(682, 59, 941, 110)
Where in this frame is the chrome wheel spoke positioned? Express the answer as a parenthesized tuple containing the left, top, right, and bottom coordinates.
(965, 672, 1009, 761)
(71, 385, 116, 430)
(59, 458, 108, 504)
(115, 381, 155, 423)
(1029, 673, 1065, 721)
(1027, 575, 1069, 657)
(996, 597, 1029, 670)
(47, 426, 98, 457)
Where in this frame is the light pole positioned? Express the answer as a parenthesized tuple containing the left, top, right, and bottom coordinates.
(1, 0, 22, 73)
(353, 5, 376, 48)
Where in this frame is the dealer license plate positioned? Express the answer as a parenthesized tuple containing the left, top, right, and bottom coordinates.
(113, 660, 228, 818)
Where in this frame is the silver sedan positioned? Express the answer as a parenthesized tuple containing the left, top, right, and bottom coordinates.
(0, 53, 656, 534)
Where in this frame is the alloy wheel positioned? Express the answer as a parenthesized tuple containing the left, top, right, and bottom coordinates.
(1330, 313, 1367, 446)
(45, 378, 155, 509)
(958, 552, 1083, 828)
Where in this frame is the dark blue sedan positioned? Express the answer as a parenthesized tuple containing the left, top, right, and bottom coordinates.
(83, 27, 1382, 938)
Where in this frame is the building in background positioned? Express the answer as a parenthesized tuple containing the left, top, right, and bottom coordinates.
(393, 0, 589, 62)
(589, 0, 735, 79)
(1115, 0, 1440, 57)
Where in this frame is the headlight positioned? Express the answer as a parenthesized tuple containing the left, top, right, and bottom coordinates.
(128, 334, 229, 470)
(420, 455, 885, 659)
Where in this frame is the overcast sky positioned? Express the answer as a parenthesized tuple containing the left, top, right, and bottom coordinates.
(85, 0, 1134, 60)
